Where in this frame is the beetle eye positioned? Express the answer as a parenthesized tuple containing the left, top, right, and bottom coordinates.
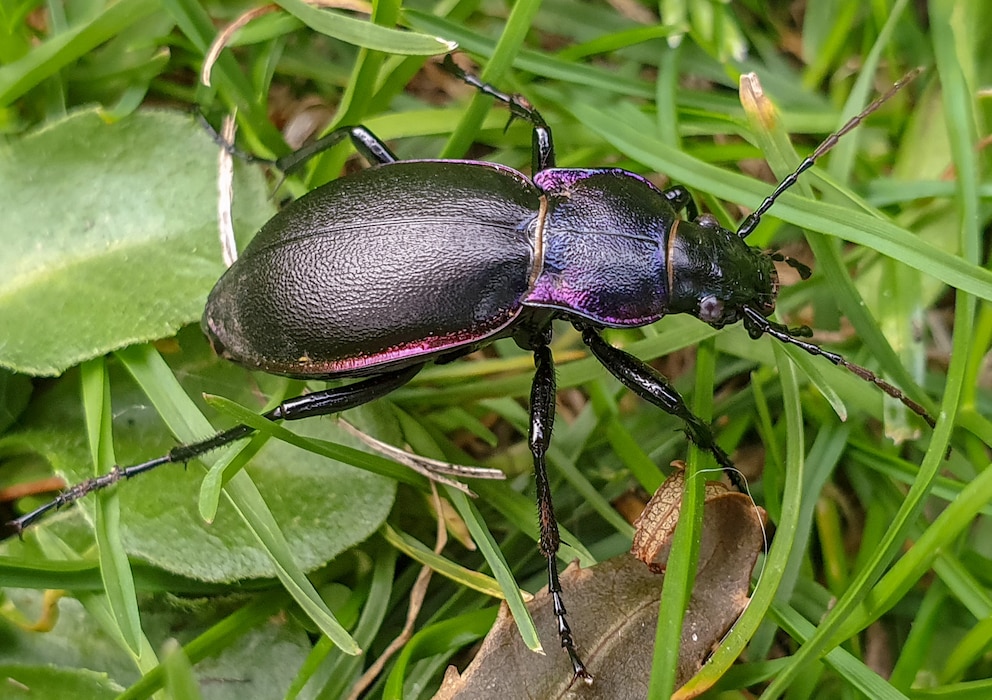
(698, 295, 724, 323)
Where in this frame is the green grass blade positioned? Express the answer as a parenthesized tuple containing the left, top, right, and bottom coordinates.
(277, 0, 455, 55)
(649, 338, 712, 696)
(446, 487, 541, 654)
(81, 359, 142, 656)
(115, 344, 360, 655)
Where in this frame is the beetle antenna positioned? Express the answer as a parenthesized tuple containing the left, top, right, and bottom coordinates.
(737, 67, 923, 239)
(741, 307, 935, 428)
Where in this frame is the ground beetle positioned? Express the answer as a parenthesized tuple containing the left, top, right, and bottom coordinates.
(8, 58, 932, 681)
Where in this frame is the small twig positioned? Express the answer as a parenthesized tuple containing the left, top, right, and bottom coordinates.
(217, 114, 238, 267)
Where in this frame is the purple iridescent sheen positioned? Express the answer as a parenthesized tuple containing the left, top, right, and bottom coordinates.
(523, 169, 679, 326)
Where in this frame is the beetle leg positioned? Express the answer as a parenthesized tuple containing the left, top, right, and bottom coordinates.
(578, 326, 745, 489)
(274, 125, 398, 174)
(5, 365, 423, 536)
(441, 55, 556, 173)
(198, 112, 397, 173)
(528, 339, 593, 683)
(661, 185, 699, 221)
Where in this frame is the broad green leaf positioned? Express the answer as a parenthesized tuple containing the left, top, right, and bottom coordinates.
(0, 109, 274, 376)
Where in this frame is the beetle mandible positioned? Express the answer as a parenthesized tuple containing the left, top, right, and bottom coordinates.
(8, 57, 933, 682)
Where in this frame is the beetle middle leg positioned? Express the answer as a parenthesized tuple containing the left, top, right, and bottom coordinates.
(198, 114, 398, 173)
(5, 364, 424, 536)
(578, 325, 745, 489)
(524, 329, 593, 683)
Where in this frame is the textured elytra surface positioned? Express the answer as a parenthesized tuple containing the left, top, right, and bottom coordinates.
(205, 160, 540, 377)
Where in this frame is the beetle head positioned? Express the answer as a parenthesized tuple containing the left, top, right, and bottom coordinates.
(667, 218, 778, 328)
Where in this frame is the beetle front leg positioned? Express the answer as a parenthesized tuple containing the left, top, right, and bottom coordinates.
(528, 340, 593, 683)
(5, 365, 424, 536)
(441, 55, 556, 173)
(579, 326, 744, 489)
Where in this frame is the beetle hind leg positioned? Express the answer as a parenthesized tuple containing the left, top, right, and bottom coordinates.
(274, 125, 398, 174)
(4, 365, 424, 537)
(198, 113, 398, 175)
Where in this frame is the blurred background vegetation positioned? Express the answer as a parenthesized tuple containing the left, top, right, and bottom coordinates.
(1, 1, 991, 698)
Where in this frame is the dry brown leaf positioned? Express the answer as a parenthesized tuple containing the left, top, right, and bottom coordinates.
(433, 473, 767, 698)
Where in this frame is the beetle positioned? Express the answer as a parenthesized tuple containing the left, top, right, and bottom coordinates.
(7, 57, 932, 681)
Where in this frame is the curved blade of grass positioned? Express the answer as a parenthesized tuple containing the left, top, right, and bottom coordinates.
(675, 343, 804, 697)
(115, 344, 360, 655)
(197, 431, 267, 523)
(81, 359, 142, 656)
(276, 0, 455, 55)
(445, 487, 541, 654)
(381, 523, 507, 599)
(649, 338, 713, 696)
